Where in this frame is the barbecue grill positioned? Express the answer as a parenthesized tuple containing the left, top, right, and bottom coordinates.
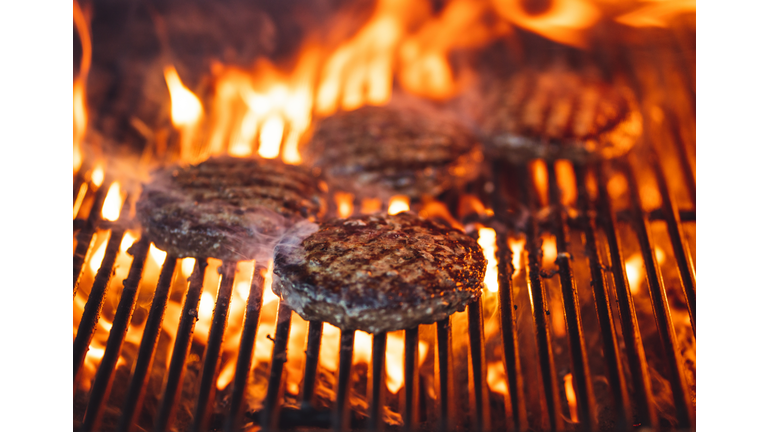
(72, 4, 696, 431)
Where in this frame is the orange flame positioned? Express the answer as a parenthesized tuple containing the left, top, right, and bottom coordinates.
(477, 227, 499, 292)
(165, 66, 203, 127)
(487, 360, 509, 395)
(625, 248, 666, 294)
(491, 0, 601, 48)
(315, 0, 419, 115)
(73, 1, 91, 173)
(148, 243, 167, 267)
(335, 192, 355, 218)
(399, 0, 508, 99)
(616, 0, 696, 28)
(91, 165, 104, 187)
(102, 182, 122, 222)
(387, 195, 410, 215)
(564, 373, 579, 422)
(164, 65, 204, 163)
(361, 198, 383, 214)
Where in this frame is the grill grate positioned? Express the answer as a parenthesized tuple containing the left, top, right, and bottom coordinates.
(73, 26, 695, 432)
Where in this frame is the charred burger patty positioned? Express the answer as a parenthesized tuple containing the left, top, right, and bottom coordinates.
(302, 104, 483, 200)
(482, 69, 642, 162)
(136, 156, 326, 260)
(272, 212, 487, 334)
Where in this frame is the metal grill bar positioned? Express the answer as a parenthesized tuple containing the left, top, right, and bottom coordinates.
(80, 237, 150, 432)
(155, 259, 208, 432)
(622, 158, 694, 428)
(595, 164, 657, 429)
(191, 261, 236, 432)
(546, 161, 596, 430)
(261, 302, 294, 431)
(301, 320, 324, 408)
(520, 165, 563, 432)
(115, 255, 178, 432)
(73, 180, 110, 293)
(74, 228, 125, 384)
(224, 264, 266, 432)
(495, 232, 527, 431)
(402, 326, 420, 431)
(435, 318, 454, 432)
(467, 299, 490, 431)
(332, 329, 355, 432)
(368, 333, 387, 431)
(647, 150, 697, 335)
(573, 164, 632, 430)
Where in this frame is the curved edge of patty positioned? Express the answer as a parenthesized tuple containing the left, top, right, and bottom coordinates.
(136, 156, 327, 261)
(271, 212, 487, 334)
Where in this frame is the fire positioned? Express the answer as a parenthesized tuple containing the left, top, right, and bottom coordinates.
(508, 238, 526, 277)
(315, 0, 417, 115)
(491, 0, 601, 48)
(73, 183, 88, 219)
(207, 49, 319, 165)
(91, 165, 104, 188)
(387, 195, 410, 215)
(399, 0, 508, 99)
(89, 236, 107, 273)
(335, 192, 354, 218)
(555, 160, 577, 207)
(165, 66, 203, 127)
(531, 159, 548, 206)
(541, 234, 558, 270)
(180, 257, 196, 277)
(362, 198, 383, 214)
(120, 231, 136, 252)
(477, 227, 499, 292)
(164, 65, 204, 163)
(487, 360, 509, 395)
(101, 182, 122, 221)
(73, 1, 91, 173)
(258, 114, 285, 159)
(353, 330, 373, 365)
(615, 0, 696, 28)
(625, 248, 667, 294)
(383, 331, 429, 394)
(148, 243, 167, 266)
(564, 373, 579, 422)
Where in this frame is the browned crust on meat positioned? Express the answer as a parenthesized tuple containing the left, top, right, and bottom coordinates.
(301, 104, 484, 201)
(481, 69, 642, 163)
(136, 156, 327, 260)
(272, 212, 487, 334)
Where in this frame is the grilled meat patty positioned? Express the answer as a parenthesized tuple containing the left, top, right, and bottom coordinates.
(272, 212, 487, 334)
(481, 69, 642, 163)
(301, 103, 483, 201)
(136, 156, 326, 260)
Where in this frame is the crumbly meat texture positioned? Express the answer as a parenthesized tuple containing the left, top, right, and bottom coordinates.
(272, 212, 487, 334)
(481, 69, 642, 163)
(301, 104, 483, 200)
(136, 156, 326, 260)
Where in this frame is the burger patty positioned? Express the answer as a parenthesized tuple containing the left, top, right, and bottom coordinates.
(272, 212, 487, 334)
(481, 69, 642, 163)
(301, 103, 483, 201)
(136, 156, 326, 260)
